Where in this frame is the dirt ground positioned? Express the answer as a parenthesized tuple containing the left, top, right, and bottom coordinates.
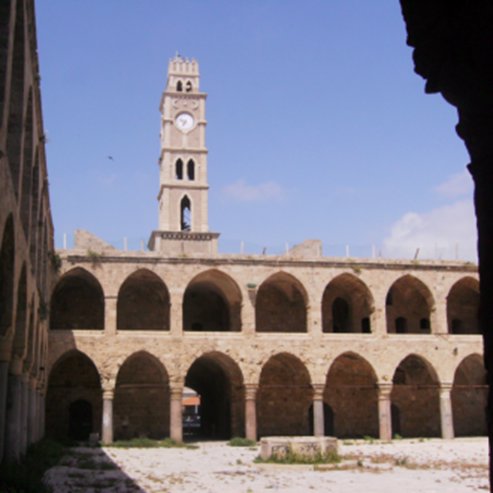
(43, 437, 489, 492)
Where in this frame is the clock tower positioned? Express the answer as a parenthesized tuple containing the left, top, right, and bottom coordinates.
(149, 56, 219, 255)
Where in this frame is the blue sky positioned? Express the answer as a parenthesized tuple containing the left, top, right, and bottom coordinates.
(36, 1, 476, 260)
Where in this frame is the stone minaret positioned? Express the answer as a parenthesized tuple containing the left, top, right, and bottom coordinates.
(149, 56, 219, 255)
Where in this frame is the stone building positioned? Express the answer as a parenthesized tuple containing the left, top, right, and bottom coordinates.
(0, 0, 55, 462)
(46, 56, 485, 445)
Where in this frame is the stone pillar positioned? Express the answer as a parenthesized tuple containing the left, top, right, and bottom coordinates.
(378, 383, 392, 441)
(244, 384, 257, 441)
(39, 391, 46, 441)
(19, 377, 29, 455)
(312, 384, 325, 437)
(102, 390, 114, 444)
(439, 384, 454, 439)
(309, 306, 323, 336)
(170, 386, 183, 442)
(27, 382, 36, 446)
(370, 290, 387, 335)
(0, 360, 9, 462)
(169, 292, 183, 335)
(5, 372, 22, 462)
(431, 301, 448, 335)
(104, 296, 118, 335)
(243, 290, 256, 334)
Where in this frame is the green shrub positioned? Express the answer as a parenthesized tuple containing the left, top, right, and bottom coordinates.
(109, 437, 196, 449)
(228, 437, 257, 447)
(255, 449, 341, 465)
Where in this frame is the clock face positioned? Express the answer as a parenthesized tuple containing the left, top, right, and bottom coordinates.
(175, 112, 194, 132)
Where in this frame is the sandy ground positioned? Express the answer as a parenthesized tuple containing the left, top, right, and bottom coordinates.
(44, 437, 489, 493)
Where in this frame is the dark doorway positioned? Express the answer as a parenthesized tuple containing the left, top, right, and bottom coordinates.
(69, 400, 93, 440)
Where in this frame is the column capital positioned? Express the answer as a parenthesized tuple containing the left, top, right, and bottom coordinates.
(377, 382, 393, 399)
(312, 383, 325, 400)
(244, 383, 258, 400)
(439, 383, 454, 395)
(170, 386, 184, 400)
(103, 389, 114, 400)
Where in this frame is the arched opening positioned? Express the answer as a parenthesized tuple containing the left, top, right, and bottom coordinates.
(0, 215, 15, 336)
(114, 352, 169, 440)
(258, 353, 312, 436)
(176, 80, 183, 92)
(386, 276, 434, 334)
(451, 354, 487, 436)
(29, 158, 39, 269)
(13, 264, 27, 356)
(6, 0, 25, 197)
(256, 272, 307, 333)
(185, 352, 244, 439)
(447, 277, 480, 334)
(20, 90, 33, 239)
(117, 269, 170, 331)
(187, 159, 195, 180)
(69, 400, 93, 441)
(183, 270, 241, 332)
(50, 268, 105, 330)
(324, 353, 378, 438)
(185, 80, 192, 92)
(180, 195, 191, 231)
(46, 351, 102, 440)
(0, 1, 12, 120)
(391, 355, 440, 437)
(175, 158, 183, 180)
(322, 274, 373, 333)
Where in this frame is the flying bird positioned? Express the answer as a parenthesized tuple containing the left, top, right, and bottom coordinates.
(107, 155, 114, 161)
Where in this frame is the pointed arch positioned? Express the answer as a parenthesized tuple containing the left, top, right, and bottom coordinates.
(187, 159, 195, 180)
(13, 264, 27, 357)
(180, 195, 191, 231)
(391, 354, 440, 437)
(46, 350, 102, 440)
(175, 158, 183, 180)
(0, 1, 12, 121)
(322, 274, 374, 333)
(20, 89, 33, 239)
(258, 352, 312, 436)
(452, 354, 487, 436)
(447, 277, 479, 334)
(29, 155, 40, 269)
(114, 351, 170, 439)
(324, 352, 378, 437)
(117, 269, 170, 331)
(50, 267, 105, 330)
(176, 80, 183, 92)
(0, 215, 15, 336)
(386, 275, 434, 334)
(185, 80, 192, 92)
(183, 269, 242, 332)
(185, 351, 244, 439)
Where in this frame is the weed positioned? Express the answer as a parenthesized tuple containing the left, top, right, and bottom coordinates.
(255, 449, 341, 465)
(363, 435, 375, 444)
(393, 433, 402, 440)
(228, 437, 257, 447)
(109, 437, 196, 449)
(394, 456, 408, 466)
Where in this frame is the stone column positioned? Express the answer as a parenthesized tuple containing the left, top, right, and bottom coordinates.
(0, 360, 9, 462)
(102, 390, 114, 444)
(243, 290, 256, 335)
(19, 377, 29, 455)
(27, 382, 36, 446)
(439, 384, 454, 439)
(309, 306, 323, 336)
(431, 301, 448, 335)
(312, 384, 325, 437)
(378, 383, 392, 441)
(244, 384, 258, 441)
(169, 292, 183, 335)
(5, 372, 22, 462)
(170, 386, 183, 442)
(104, 296, 118, 335)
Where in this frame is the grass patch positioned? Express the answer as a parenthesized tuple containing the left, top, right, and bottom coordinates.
(228, 437, 257, 447)
(109, 437, 197, 449)
(255, 449, 341, 465)
(0, 439, 65, 493)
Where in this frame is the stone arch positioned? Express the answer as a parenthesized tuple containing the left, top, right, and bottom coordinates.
(185, 80, 193, 92)
(256, 272, 308, 333)
(114, 351, 170, 440)
(50, 267, 105, 330)
(29, 155, 39, 269)
(185, 351, 244, 439)
(175, 158, 183, 180)
(447, 277, 479, 334)
(322, 274, 374, 333)
(391, 354, 440, 437)
(386, 275, 434, 334)
(180, 194, 191, 231)
(0, 215, 15, 336)
(13, 264, 27, 357)
(46, 350, 102, 440)
(187, 159, 195, 180)
(117, 269, 170, 331)
(324, 352, 378, 437)
(258, 352, 312, 436)
(176, 80, 183, 92)
(20, 89, 33, 239)
(451, 354, 487, 436)
(0, 1, 11, 121)
(183, 269, 242, 332)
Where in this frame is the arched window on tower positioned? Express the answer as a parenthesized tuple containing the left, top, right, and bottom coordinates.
(176, 80, 183, 92)
(181, 196, 191, 231)
(175, 159, 183, 180)
(187, 159, 195, 180)
(185, 80, 192, 92)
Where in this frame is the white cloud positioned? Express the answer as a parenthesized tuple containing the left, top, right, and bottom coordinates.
(222, 179, 284, 202)
(434, 170, 473, 198)
(383, 199, 477, 261)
